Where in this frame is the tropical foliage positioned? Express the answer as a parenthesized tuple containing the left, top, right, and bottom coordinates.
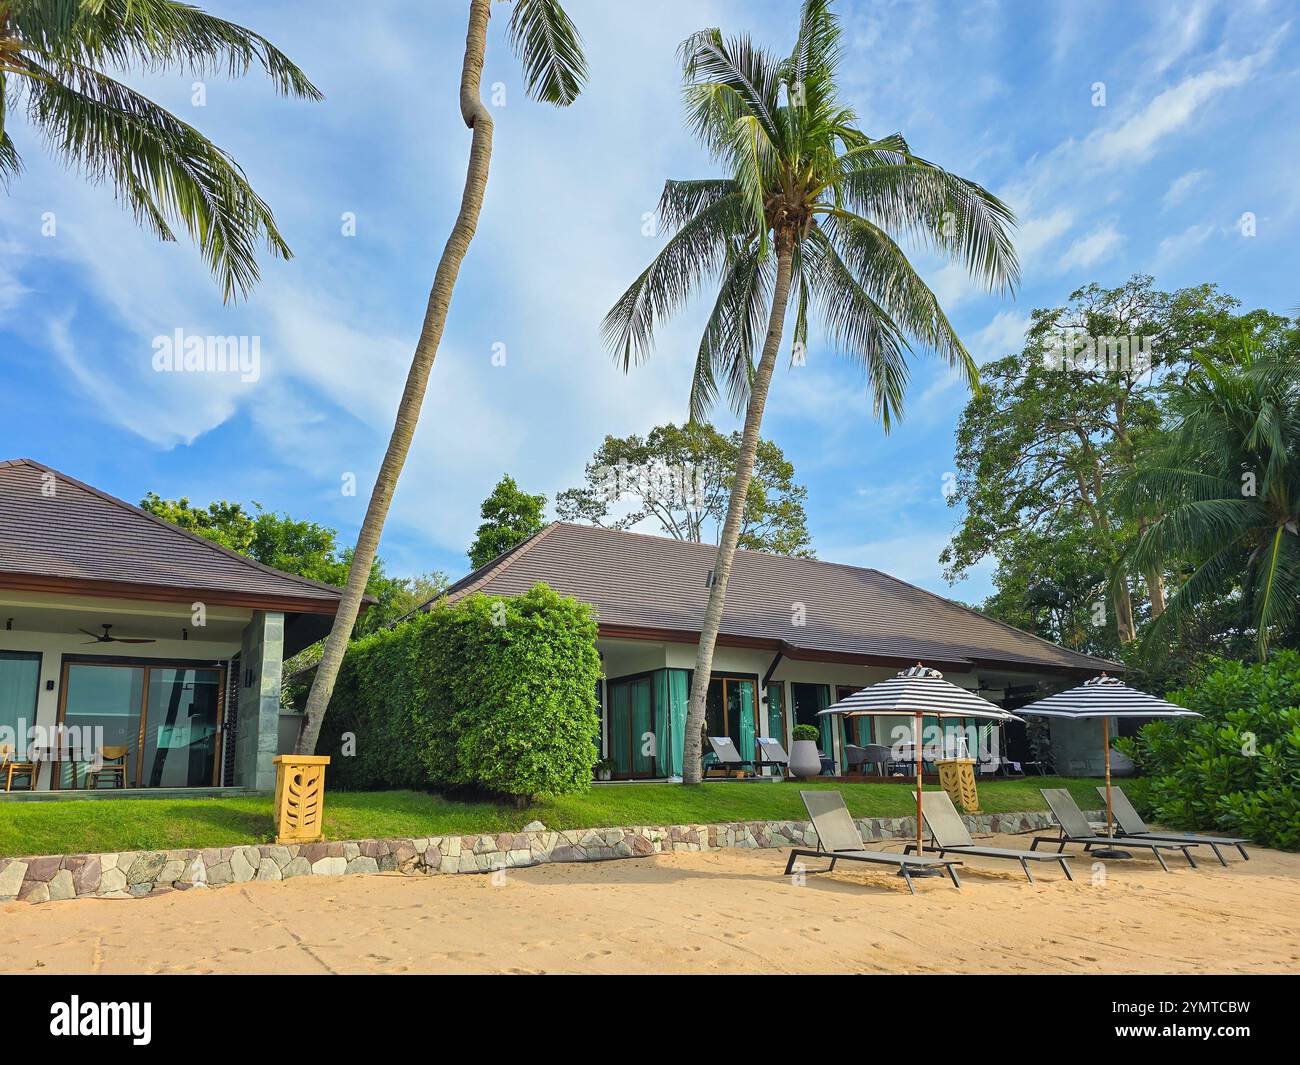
(603, 0, 1017, 782)
(1122, 338, 1300, 660)
(1116, 652, 1300, 850)
(140, 492, 446, 637)
(468, 474, 547, 570)
(317, 583, 601, 801)
(0, 0, 320, 299)
(556, 421, 814, 556)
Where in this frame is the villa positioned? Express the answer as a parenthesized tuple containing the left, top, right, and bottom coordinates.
(0, 459, 350, 794)
(426, 523, 1122, 780)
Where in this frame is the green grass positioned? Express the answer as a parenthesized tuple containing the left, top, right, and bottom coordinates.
(0, 777, 1102, 859)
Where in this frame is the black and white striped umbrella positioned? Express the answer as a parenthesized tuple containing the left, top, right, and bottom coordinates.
(817, 664, 1019, 858)
(1015, 673, 1200, 719)
(817, 664, 1022, 722)
(1017, 674, 1201, 853)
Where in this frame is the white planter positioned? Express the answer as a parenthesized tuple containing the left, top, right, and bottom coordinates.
(789, 740, 824, 779)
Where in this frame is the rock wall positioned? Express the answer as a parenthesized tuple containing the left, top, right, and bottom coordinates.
(0, 809, 1080, 905)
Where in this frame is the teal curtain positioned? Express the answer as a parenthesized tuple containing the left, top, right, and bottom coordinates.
(815, 685, 835, 761)
(766, 684, 784, 745)
(630, 678, 654, 775)
(737, 681, 755, 763)
(665, 670, 688, 778)
(609, 681, 631, 775)
(0, 653, 41, 747)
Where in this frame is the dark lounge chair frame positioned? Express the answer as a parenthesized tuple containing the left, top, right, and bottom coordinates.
(1099, 786, 1251, 866)
(784, 790, 963, 896)
(1030, 788, 1200, 872)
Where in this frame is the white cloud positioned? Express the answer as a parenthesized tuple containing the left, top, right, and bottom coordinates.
(1058, 224, 1124, 272)
(1015, 209, 1075, 264)
(1163, 168, 1209, 209)
(1155, 222, 1215, 265)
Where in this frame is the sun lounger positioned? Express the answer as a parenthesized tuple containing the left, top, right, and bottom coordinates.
(754, 737, 790, 778)
(784, 790, 963, 895)
(905, 790, 1074, 883)
(1030, 788, 1199, 871)
(1099, 786, 1250, 866)
(704, 736, 754, 778)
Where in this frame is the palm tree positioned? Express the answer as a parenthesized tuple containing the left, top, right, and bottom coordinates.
(1, 0, 321, 301)
(1124, 339, 1299, 659)
(603, 0, 1018, 783)
(295, 0, 586, 755)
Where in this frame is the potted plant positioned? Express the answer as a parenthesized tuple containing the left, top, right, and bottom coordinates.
(593, 758, 614, 782)
(789, 724, 824, 779)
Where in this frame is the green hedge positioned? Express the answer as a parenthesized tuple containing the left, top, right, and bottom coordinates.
(1116, 650, 1300, 850)
(318, 583, 601, 800)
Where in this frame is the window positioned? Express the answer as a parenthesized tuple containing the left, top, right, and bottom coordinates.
(0, 651, 41, 751)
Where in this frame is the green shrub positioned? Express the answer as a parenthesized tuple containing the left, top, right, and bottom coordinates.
(792, 724, 820, 742)
(318, 583, 601, 800)
(1115, 650, 1300, 850)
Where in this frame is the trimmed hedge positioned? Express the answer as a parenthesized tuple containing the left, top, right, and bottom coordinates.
(1116, 650, 1300, 850)
(318, 583, 601, 800)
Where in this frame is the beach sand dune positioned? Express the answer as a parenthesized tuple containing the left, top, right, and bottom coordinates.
(2, 833, 1297, 974)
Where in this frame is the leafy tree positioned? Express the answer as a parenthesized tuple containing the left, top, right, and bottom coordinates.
(468, 475, 547, 570)
(298, 0, 587, 755)
(1, 0, 320, 300)
(603, 0, 1016, 782)
(1123, 337, 1300, 660)
(942, 276, 1248, 645)
(140, 492, 446, 638)
(556, 421, 813, 556)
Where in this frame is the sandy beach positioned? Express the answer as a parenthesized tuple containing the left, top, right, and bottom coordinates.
(2, 833, 1297, 974)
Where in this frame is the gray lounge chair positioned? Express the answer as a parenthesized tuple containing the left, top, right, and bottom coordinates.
(783, 790, 962, 895)
(704, 736, 753, 778)
(905, 790, 1074, 883)
(1030, 788, 1199, 871)
(754, 737, 789, 778)
(1099, 786, 1250, 866)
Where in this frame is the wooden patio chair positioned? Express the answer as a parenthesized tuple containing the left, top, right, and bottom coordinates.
(0, 743, 39, 792)
(85, 745, 130, 789)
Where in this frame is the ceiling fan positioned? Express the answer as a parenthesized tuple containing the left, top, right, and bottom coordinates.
(79, 624, 157, 645)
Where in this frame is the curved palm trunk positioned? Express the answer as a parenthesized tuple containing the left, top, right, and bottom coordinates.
(297, 0, 494, 754)
(680, 242, 795, 784)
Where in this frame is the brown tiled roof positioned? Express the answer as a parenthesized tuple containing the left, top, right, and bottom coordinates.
(435, 522, 1120, 675)
(0, 459, 347, 612)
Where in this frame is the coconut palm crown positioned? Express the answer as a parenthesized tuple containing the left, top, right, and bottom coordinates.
(603, 0, 1019, 784)
(604, 0, 1018, 427)
(1124, 338, 1300, 659)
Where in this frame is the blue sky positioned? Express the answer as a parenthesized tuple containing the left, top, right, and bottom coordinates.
(2, 0, 1295, 601)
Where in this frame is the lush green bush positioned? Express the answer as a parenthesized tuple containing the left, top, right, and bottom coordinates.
(318, 583, 601, 800)
(792, 724, 820, 742)
(1116, 651, 1300, 850)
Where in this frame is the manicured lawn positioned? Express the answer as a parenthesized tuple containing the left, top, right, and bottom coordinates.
(0, 776, 1102, 859)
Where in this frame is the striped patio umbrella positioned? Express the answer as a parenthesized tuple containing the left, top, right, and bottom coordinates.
(1016, 674, 1201, 857)
(819, 664, 1021, 861)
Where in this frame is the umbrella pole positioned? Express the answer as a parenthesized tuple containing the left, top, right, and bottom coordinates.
(1092, 715, 1132, 859)
(915, 711, 923, 855)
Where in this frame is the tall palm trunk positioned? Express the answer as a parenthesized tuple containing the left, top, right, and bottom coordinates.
(680, 241, 795, 784)
(297, 0, 494, 754)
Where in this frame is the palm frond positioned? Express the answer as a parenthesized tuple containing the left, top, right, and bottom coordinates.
(15, 0, 322, 99)
(805, 224, 912, 430)
(22, 55, 291, 301)
(508, 0, 587, 107)
(689, 239, 771, 420)
(602, 188, 749, 369)
(821, 209, 977, 386)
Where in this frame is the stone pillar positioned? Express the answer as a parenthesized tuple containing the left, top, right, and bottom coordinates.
(234, 611, 284, 791)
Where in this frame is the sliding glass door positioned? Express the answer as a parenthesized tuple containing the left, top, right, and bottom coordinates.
(58, 660, 223, 789)
(704, 676, 756, 761)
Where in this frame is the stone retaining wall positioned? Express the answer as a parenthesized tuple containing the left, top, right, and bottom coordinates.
(0, 809, 1085, 905)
